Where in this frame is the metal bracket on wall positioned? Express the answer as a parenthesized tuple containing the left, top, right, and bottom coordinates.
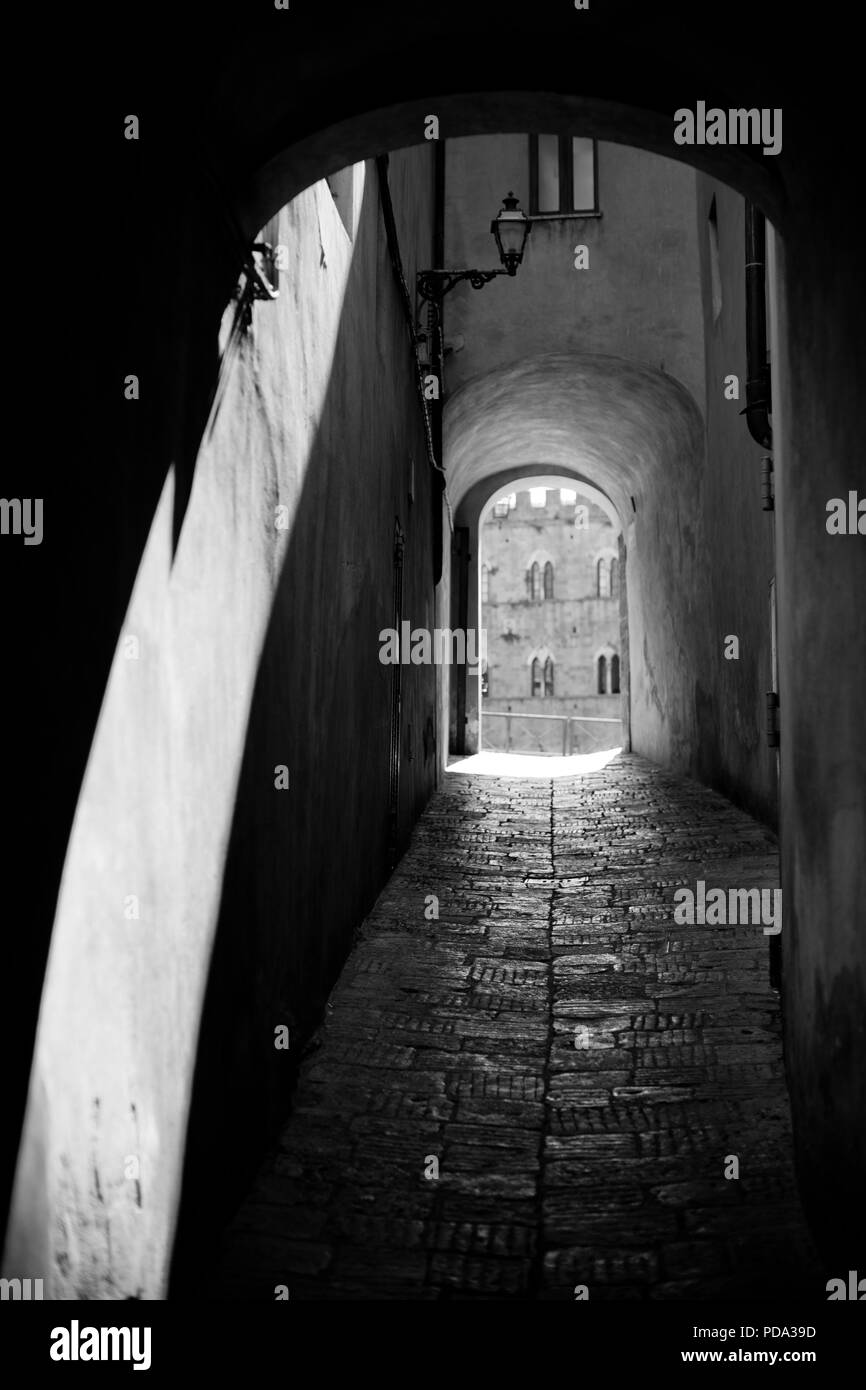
(761, 455, 775, 511)
(235, 241, 280, 333)
(416, 267, 505, 306)
(765, 690, 780, 748)
(393, 519, 406, 568)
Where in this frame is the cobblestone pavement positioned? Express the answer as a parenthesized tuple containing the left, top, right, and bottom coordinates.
(213, 755, 823, 1300)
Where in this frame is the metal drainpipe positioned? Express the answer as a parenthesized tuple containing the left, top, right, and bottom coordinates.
(375, 151, 448, 580)
(430, 140, 447, 585)
(746, 202, 781, 993)
(744, 203, 773, 451)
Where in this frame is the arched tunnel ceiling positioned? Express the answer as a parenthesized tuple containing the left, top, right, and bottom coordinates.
(444, 353, 706, 523)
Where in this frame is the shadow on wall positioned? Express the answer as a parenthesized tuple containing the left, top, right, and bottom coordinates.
(4, 161, 440, 1300)
(1, 121, 238, 1254)
(165, 169, 441, 1295)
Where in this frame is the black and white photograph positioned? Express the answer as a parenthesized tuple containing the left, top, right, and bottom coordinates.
(1, 0, 863, 1370)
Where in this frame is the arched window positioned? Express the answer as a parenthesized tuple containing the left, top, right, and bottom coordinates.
(597, 558, 611, 597)
(610, 558, 619, 597)
(531, 657, 542, 696)
(611, 653, 620, 694)
(597, 654, 607, 694)
(481, 564, 490, 603)
(530, 561, 540, 601)
(544, 656, 555, 697)
(543, 561, 554, 600)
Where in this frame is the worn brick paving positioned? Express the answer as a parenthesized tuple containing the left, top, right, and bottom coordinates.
(213, 754, 823, 1300)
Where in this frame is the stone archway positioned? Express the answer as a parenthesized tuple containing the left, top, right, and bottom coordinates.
(447, 353, 704, 769)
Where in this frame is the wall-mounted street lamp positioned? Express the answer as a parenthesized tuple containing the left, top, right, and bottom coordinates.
(490, 191, 533, 275)
(416, 192, 531, 306)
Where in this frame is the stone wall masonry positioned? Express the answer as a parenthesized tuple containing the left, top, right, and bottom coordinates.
(481, 490, 621, 712)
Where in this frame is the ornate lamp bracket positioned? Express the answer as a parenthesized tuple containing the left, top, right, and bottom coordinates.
(416, 267, 505, 305)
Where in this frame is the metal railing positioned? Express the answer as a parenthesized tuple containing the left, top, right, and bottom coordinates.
(482, 710, 622, 756)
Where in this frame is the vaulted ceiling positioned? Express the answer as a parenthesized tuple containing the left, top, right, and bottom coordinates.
(445, 352, 705, 522)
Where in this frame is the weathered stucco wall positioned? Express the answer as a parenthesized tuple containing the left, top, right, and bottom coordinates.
(444, 136, 706, 411)
(4, 150, 440, 1299)
(772, 166, 866, 1265)
(693, 176, 779, 827)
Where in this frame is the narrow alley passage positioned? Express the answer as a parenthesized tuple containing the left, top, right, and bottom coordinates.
(214, 755, 821, 1300)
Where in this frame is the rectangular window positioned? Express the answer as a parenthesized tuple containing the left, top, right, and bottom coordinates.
(572, 139, 595, 212)
(530, 135, 599, 215)
(537, 134, 560, 212)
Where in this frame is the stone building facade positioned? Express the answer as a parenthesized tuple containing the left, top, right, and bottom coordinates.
(480, 486, 623, 752)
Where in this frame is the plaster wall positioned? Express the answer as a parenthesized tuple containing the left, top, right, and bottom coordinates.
(4, 150, 440, 1298)
(772, 171, 866, 1262)
(694, 176, 779, 827)
(444, 135, 706, 411)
